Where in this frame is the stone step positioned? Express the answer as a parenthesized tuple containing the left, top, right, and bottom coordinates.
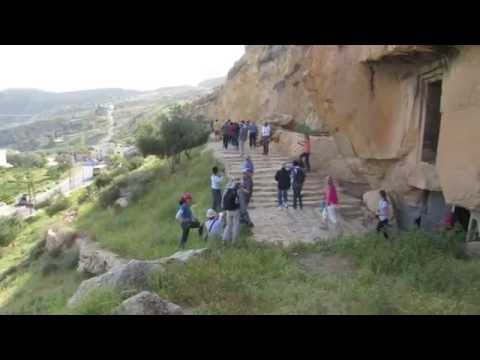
(248, 201, 362, 209)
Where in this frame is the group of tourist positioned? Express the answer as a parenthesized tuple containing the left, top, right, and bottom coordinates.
(175, 121, 395, 248)
(221, 119, 273, 156)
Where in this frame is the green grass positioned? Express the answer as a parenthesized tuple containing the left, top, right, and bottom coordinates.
(75, 147, 223, 259)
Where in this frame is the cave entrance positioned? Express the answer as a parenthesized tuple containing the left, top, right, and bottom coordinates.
(421, 80, 442, 164)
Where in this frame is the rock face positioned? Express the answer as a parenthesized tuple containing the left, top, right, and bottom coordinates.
(45, 227, 77, 254)
(114, 291, 184, 315)
(68, 259, 163, 308)
(68, 248, 208, 308)
(76, 237, 129, 275)
(192, 45, 480, 233)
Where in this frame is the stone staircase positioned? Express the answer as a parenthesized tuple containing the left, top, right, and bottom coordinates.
(210, 142, 370, 245)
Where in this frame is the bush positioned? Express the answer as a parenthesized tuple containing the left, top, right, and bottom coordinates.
(0, 216, 25, 247)
(127, 156, 144, 171)
(94, 172, 114, 189)
(7, 152, 46, 168)
(46, 195, 71, 217)
(76, 188, 91, 205)
(98, 183, 121, 209)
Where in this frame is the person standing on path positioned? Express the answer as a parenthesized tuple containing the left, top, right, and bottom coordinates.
(243, 156, 254, 174)
(239, 121, 248, 157)
(239, 171, 254, 227)
(211, 166, 224, 212)
(232, 122, 240, 150)
(228, 121, 236, 148)
(291, 160, 306, 210)
(175, 192, 203, 249)
(275, 164, 291, 209)
(298, 134, 312, 172)
(222, 180, 241, 243)
(249, 121, 258, 149)
(222, 120, 231, 150)
(376, 190, 391, 239)
(261, 122, 271, 155)
(323, 176, 339, 230)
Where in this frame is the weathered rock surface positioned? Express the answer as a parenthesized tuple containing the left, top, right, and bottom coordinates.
(68, 259, 163, 308)
(76, 237, 129, 275)
(192, 45, 480, 232)
(114, 197, 129, 209)
(45, 227, 77, 254)
(114, 291, 184, 315)
(465, 242, 480, 258)
(68, 248, 208, 308)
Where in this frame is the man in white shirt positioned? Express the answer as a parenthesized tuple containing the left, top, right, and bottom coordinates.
(261, 122, 271, 155)
(203, 208, 225, 241)
(211, 166, 224, 212)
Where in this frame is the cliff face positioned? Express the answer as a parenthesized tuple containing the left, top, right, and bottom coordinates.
(192, 45, 480, 233)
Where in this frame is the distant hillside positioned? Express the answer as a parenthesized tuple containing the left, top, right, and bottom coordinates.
(0, 88, 140, 117)
(198, 77, 225, 89)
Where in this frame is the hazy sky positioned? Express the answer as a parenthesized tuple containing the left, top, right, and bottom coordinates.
(0, 45, 245, 92)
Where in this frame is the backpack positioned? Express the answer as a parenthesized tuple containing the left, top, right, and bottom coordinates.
(223, 188, 239, 210)
(293, 167, 306, 185)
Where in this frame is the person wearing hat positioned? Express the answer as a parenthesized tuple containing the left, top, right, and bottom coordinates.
(175, 192, 203, 249)
(203, 208, 224, 241)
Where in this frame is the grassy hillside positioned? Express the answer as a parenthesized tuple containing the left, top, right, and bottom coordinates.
(2, 145, 480, 315)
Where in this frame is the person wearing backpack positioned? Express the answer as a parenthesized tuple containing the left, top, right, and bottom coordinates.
(203, 208, 225, 241)
(291, 160, 306, 210)
(175, 192, 203, 249)
(222, 180, 241, 243)
(275, 164, 291, 209)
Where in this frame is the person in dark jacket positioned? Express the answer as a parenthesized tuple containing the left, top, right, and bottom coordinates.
(222, 120, 231, 149)
(291, 160, 306, 210)
(275, 164, 291, 209)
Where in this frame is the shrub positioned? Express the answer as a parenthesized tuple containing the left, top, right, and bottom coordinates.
(76, 188, 90, 205)
(94, 172, 114, 189)
(98, 183, 121, 209)
(127, 156, 144, 171)
(46, 195, 71, 217)
(0, 216, 25, 247)
(7, 152, 46, 168)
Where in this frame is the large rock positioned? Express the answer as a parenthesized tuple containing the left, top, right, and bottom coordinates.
(68, 248, 208, 308)
(68, 259, 164, 308)
(114, 197, 129, 209)
(114, 291, 184, 315)
(45, 227, 77, 254)
(76, 237, 129, 275)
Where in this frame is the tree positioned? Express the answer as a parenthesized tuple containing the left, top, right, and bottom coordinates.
(135, 105, 210, 172)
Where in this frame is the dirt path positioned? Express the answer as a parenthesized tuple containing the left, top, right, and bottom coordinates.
(209, 141, 370, 245)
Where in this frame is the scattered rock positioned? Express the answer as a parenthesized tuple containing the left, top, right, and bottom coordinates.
(45, 227, 77, 254)
(158, 248, 208, 265)
(114, 291, 184, 315)
(76, 237, 129, 275)
(114, 197, 129, 209)
(68, 259, 164, 308)
(465, 242, 480, 258)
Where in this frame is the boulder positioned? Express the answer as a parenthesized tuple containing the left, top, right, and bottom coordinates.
(68, 259, 164, 308)
(159, 248, 208, 265)
(465, 242, 480, 258)
(114, 291, 184, 315)
(76, 237, 129, 275)
(115, 197, 129, 209)
(45, 227, 77, 254)
(264, 113, 294, 128)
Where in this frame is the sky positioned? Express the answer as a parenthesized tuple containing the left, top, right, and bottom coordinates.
(0, 45, 245, 93)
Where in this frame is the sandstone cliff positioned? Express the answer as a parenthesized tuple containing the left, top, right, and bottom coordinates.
(191, 45, 479, 233)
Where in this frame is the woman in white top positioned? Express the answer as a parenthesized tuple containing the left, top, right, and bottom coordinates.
(261, 122, 271, 155)
(376, 190, 390, 238)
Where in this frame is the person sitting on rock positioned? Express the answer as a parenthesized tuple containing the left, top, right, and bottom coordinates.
(203, 208, 225, 241)
(175, 192, 203, 249)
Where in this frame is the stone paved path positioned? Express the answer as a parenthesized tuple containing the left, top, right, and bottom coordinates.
(209, 141, 370, 246)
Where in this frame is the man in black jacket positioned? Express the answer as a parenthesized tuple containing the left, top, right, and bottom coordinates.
(275, 164, 291, 209)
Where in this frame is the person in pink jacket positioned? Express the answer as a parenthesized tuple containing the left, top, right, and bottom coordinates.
(323, 176, 339, 229)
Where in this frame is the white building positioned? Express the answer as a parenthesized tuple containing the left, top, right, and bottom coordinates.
(0, 149, 13, 168)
